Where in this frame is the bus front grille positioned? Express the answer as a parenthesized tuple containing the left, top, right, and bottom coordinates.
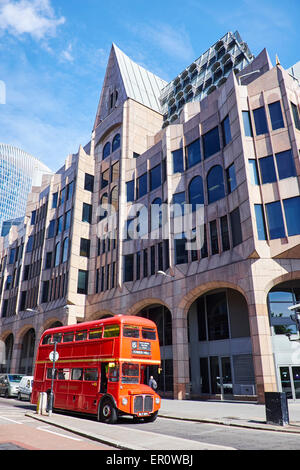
(133, 395, 154, 413)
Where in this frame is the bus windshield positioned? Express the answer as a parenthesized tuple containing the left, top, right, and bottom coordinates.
(122, 363, 139, 384)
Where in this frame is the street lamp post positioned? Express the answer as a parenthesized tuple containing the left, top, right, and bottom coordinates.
(48, 342, 59, 417)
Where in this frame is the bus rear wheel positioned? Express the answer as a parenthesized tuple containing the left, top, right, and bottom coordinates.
(99, 398, 118, 424)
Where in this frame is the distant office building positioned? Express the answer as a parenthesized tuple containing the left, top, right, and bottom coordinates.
(1, 217, 24, 237)
(1, 31, 300, 403)
(0, 144, 52, 233)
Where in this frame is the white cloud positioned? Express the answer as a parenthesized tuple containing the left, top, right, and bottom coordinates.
(128, 22, 194, 63)
(60, 43, 74, 63)
(0, 0, 65, 40)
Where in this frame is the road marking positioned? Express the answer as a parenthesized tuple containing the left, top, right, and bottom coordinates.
(0, 416, 22, 424)
(37, 426, 82, 441)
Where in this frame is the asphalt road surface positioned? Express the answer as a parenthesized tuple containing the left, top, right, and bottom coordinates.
(1, 396, 300, 450)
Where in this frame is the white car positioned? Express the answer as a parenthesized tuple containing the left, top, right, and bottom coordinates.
(17, 376, 33, 401)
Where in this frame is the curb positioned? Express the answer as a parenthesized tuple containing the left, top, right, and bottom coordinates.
(25, 412, 143, 450)
(159, 413, 300, 433)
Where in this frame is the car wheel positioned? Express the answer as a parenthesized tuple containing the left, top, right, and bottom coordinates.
(98, 398, 118, 424)
(4, 390, 9, 398)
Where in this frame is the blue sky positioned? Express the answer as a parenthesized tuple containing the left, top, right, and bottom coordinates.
(0, 0, 299, 171)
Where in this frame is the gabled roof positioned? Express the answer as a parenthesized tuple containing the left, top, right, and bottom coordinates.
(112, 44, 167, 113)
(94, 44, 167, 128)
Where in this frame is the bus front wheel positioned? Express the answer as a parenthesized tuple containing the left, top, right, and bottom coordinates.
(98, 398, 118, 424)
(143, 410, 158, 423)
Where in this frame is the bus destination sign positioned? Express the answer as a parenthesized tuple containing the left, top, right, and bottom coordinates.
(131, 340, 151, 355)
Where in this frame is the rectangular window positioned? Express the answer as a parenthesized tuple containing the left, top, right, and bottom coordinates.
(64, 210, 71, 231)
(9, 248, 15, 265)
(26, 236, 34, 253)
(67, 181, 74, 200)
(186, 139, 201, 168)
(137, 173, 148, 199)
(136, 252, 140, 280)
(158, 242, 163, 271)
(111, 262, 116, 288)
(126, 180, 135, 202)
(200, 224, 208, 258)
(82, 203, 92, 223)
(143, 249, 148, 278)
(150, 164, 161, 191)
(56, 215, 63, 235)
(48, 220, 55, 238)
(248, 159, 260, 185)
(221, 115, 232, 146)
(266, 201, 285, 239)
(220, 215, 230, 251)
(291, 102, 300, 130)
(174, 234, 188, 265)
(172, 148, 184, 173)
(45, 252, 52, 269)
(173, 191, 185, 217)
(41, 281, 49, 303)
(84, 173, 94, 192)
(253, 106, 268, 135)
(101, 169, 109, 189)
(242, 111, 253, 137)
(210, 220, 219, 255)
(203, 126, 220, 159)
(206, 292, 229, 341)
(259, 156, 277, 184)
(111, 162, 119, 182)
(80, 238, 90, 257)
(59, 187, 66, 206)
(150, 245, 155, 275)
(275, 149, 296, 180)
(104, 325, 120, 338)
(230, 208, 243, 247)
(77, 270, 88, 294)
(52, 192, 58, 209)
(226, 163, 237, 193)
(124, 254, 134, 282)
(31, 210, 36, 225)
(71, 369, 83, 381)
(268, 101, 284, 130)
(283, 197, 300, 236)
(254, 204, 267, 240)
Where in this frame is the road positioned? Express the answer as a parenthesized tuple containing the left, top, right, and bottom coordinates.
(0, 396, 115, 450)
(1, 396, 300, 450)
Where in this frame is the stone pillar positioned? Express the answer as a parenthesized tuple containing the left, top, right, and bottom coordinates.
(172, 310, 190, 400)
(10, 341, 22, 373)
(248, 302, 278, 403)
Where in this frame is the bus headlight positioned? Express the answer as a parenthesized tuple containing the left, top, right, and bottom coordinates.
(155, 397, 160, 404)
(122, 397, 128, 405)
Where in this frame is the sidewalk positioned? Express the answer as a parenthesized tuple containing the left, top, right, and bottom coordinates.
(26, 398, 300, 450)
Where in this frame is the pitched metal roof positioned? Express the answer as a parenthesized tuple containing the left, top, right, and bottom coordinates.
(113, 44, 167, 113)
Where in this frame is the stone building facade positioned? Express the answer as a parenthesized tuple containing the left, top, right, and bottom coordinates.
(1, 32, 300, 403)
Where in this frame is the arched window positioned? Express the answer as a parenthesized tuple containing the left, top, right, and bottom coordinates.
(54, 242, 61, 266)
(103, 142, 111, 160)
(62, 237, 69, 263)
(99, 193, 108, 221)
(207, 165, 225, 204)
(188, 176, 204, 211)
(110, 186, 119, 212)
(151, 197, 162, 232)
(112, 133, 121, 152)
(19, 328, 35, 375)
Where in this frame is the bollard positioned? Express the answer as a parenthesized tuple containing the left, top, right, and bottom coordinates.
(265, 392, 289, 426)
(36, 392, 47, 416)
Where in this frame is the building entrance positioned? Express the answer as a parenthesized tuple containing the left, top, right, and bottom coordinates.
(280, 366, 300, 400)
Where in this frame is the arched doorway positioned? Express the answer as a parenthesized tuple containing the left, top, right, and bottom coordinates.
(138, 305, 173, 397)
(267, 280, 300, 400)
(19, 329, 35, 375)
(187, 288, 255, 399)
(0, 334, 13, 373)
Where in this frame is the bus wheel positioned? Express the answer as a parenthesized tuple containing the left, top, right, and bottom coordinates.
(99, 398, 118, 424)
(143, 411, 158, 423)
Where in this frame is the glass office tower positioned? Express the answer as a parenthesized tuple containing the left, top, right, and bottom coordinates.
(0, 144, 52, 232)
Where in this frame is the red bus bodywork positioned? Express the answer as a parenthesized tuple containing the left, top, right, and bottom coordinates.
(32, 315, 161, 423)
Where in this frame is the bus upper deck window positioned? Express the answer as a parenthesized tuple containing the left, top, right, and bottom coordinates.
(142, 328, 156, 340)
(89, 328, 102, 340)
(42, 334, 52, 345)
(52, 333, 62, 343)
(63, 332, 74, 343)
(75, 330, 87, 341)
(123, 325, 139, 338)
(103, 325, 120, 338)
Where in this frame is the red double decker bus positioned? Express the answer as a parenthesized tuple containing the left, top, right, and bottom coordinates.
(32, 315, 161, 423)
